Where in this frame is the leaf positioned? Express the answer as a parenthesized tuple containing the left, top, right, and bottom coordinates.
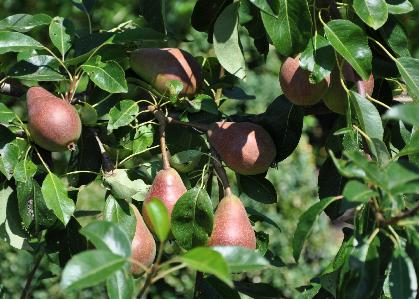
(106, 270, 134, 299)
(261, 0, 311, 56)
(379, 16, 410, 57)
(0, 32, 43, 54)
(72, 0, 96, 12)
(389, 247, 418, 299)
(132, 125, 154, 154)
(80, 221, 131, 257)
(246, 207, 281, 231)
(214, 2, 246, 80)
(0, 103, 16, 124)
(180, 247, 232, 287)
(49, 17, 74, 58)
(170, 150, 202, 173)
(349, 91, 384, 140)
(81, 56, 128, 93)
(13, 159, 37, 183)
(238, 174, 277, 204)
(324, 20, 372, 80)
(8, 55, 66, 81)
(342, 180, 377, 204)
(0, 140, 21, 180)
(103, 195, 136, 240)
(386, 0, 413, 14)
(249, 0, 280, 16)
(384, 104, 419, 127)
(0, 13, 51, 32)
(212, 246, 269, 272)
(138, 0, 166, 33)
(145, 198, 170, 241)
(353, 0, 388, 29)
(292, 196, 340, 262)
(107, 100, 139, 133)
(258, 95, 304, 162)
(60, 250, 126, 291)
(171, 187, 214, 250)
(300, 35, 335, 83)
(395, 57, 419, 100)
(103, 169, 147, 200)
(41, 173, 75, 225)
(77, 103, 98, 125)
(187, 94, 219, 115)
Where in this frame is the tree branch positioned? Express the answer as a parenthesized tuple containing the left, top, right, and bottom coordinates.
(384, 202, 419, 226)
(210, 147, 231, 197)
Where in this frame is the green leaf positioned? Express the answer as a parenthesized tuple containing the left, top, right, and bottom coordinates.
(292, 196, 340, 262)
(138, 0, 166, 33)
(384, 104, 419, 127)
(342, 180, 377, 204)
(395, 57, 419, 100)
(106, 270, 134, 299)
(187, 94, 219, 115)
(246, 207, 281, 231)
(145, 198, 170, 241)
(13, 159, 37, 183)
(249, 0, 279, 16)
(0, 140, 22, 180)
(41, 172, 75, 225)
(180, 247, 232, 287)
(0, 32, 43, 55)
(49, 17, 73, 58)
(103, 169, 147, 200)
(107, 100, 139, 133)
(81, 56, 128, 93)
(386, 0, 413, 14)
(8, 55, 66, 81)
(214, 2, 246, 80)
(379, 16, 410, 57)
(80, 221, 131, 257)
(0, 103, 16, 124)
(132, 125, 154, 154)
(324, 20, 372, 80)
(261, 0, 311, 56)
(349, 91, 384, 140)
(170, 150, 202, 173)
(212, 246, 269, 272)
(353, 0, 388, 29)
(60, 250, 126, 291)
(389, 247, 417, 299)
(76, 103, 98, 125)
(238, 174, 277, 204)
(300, 35, 335, 84)
(103, 195, 136, 240)
(0, 14, 51, 32)
(171, 187, 214, 250)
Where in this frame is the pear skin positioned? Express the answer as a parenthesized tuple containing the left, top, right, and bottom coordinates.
(142, 168, 187, 230)
(130, 48, 202, 97)
(208, 194, 256, 249)
(208, 121, 276, 175)
(131, 204, 156, 274)
(27, 87, 81, 152)
(279, 57, 330, 106)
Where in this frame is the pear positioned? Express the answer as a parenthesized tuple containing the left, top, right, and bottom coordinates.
(207, 121, 276, 175)
(279, 56, 330, 106)
(208, 193, 256, 249)
(323, 64, 374, 114)
(130, 48, 203, 97)
(130, 204, 156, 274)
(27, 87, 82, 152)
(142, 168, 187, 230)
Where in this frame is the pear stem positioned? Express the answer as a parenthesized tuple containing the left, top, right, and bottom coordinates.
(148, 106, 170, 170)
(210, 147, 231, 197)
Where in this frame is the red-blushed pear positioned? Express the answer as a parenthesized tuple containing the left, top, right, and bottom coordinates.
(130, 48, 203, 97)
(130, 204, 156, 274)
(323, 64, 375, 114)
(26, 87, 82, 152)
(142, 167, 187, 231)
(279, 57, 330, 106)
(208, 190, 256, 249)
(207, 121, 276, 175)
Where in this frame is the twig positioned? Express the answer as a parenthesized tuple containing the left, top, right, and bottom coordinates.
(210, 147, 231, 197)
(383, 202, 419, 226)
(137, 241, 165, 298)
(148, 106, 170, 170)
(20, 252, 44, 299)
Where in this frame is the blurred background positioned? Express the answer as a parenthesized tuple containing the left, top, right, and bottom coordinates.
(1, 0, 418, 298)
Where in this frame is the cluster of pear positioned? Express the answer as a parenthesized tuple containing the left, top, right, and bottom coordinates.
(279, 56, 374, 112)
(25, 47, 279, 274)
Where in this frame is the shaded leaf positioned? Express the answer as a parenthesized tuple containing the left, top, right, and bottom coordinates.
(213, 246, 269, 272)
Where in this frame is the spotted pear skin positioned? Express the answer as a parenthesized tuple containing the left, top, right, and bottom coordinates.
(208, 121, 276, 175)
(27, 87, 81, 152)
(142, 168, 187, 230)
(131, 204, 156, 274)
(130, 48, 202, 97)
(208, 194, 256, 249)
